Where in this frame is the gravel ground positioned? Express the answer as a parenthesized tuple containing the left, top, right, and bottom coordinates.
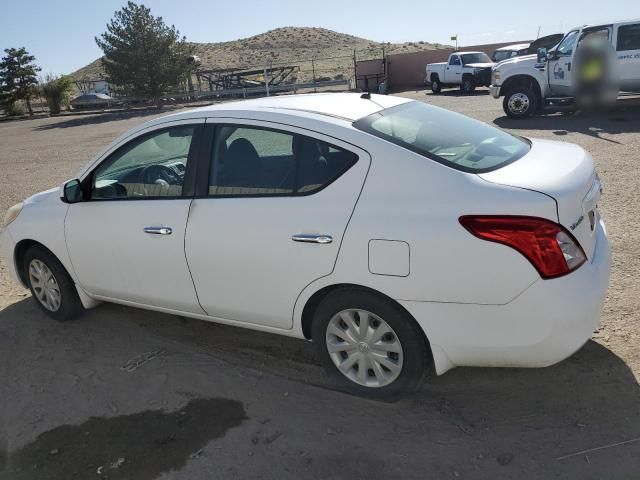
(1, 93, 639, 479)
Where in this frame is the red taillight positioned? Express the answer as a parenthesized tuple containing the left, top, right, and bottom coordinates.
(459, 215, 586, 279)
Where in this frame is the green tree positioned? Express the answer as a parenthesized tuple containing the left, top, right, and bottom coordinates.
(95, 2, 194, 101)
(41, 74, 73, 114)
(0, 47, 41, 115)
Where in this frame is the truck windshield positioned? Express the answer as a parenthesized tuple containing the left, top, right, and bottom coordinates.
(353, 101, 530, 173)
(460, 53, 492, 65)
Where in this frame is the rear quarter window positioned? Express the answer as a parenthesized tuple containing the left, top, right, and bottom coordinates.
(353, 101, 530, 173)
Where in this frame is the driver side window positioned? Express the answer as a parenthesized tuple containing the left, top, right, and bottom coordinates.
(91, 126, 195, 200)
(449, 56, 461, 66)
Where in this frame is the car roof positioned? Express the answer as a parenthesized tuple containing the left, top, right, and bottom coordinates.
(454, 51, 485, 55)
(569, 18, 640, 31)
(186, 92, 410, 122)
(77, 93, 413, 179)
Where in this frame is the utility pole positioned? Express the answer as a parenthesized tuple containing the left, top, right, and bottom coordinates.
(353, 49, 357, 91)
(264, 66, 270, 96)
(312, 59, 317, 93)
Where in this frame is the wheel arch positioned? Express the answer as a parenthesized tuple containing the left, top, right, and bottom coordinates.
(14, 239, 43, 287)
(300, 283, 432, 358)
(500, 74, 543, 101)
(13, 238, 99, 309)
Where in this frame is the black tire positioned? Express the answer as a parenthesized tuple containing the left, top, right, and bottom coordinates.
(503, 87, 538, 118)
(461, 75, 475, 94)
(23, 245, 83, 321)
(430, 75, 442, 94)
(312, 288, 430, 400)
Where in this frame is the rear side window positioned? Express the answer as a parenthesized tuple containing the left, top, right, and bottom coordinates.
(617, 24, 640, 51)
(209, 125, 358, 196)
(353, 102, 530, 173)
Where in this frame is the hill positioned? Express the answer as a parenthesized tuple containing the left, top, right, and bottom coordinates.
(70, 27, 448, 85)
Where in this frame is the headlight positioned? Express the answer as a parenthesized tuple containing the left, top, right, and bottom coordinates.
(492, 70, 501, 83)
(3, 202, 23, 227)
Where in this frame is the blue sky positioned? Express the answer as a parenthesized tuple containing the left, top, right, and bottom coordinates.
(0, 0, 637, 75)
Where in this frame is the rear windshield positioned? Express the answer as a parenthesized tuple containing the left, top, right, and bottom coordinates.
(460, 52, 492, 65)
(353, 101, 530, 173)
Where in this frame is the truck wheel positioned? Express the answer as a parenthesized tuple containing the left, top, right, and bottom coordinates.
(430, 75, 442, 94)
(461, 76, 475, 94)
(503, 87, 538, 118)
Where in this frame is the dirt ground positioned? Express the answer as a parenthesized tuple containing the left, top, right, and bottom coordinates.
(1, 92, 639, 479)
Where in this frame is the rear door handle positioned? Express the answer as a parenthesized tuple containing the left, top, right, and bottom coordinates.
(292, 233, 333, 244)
(144, 226, 172, 235)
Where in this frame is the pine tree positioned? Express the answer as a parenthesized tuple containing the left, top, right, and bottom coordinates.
(0, 47, 41, 115)
(95, 2, 194, 100)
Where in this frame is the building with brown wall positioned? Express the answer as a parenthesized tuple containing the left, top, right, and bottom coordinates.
(356, 41, 530, 91)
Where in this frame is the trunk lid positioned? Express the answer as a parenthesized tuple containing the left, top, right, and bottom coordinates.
(478, 139, 601, 259)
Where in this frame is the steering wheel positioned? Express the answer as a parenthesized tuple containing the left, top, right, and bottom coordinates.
(140, 164, 179, 196)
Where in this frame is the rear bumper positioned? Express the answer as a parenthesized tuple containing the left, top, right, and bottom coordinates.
(0, 226, 21, 285)
(489, 85, 501, 98)
(401, 218, 611, 375)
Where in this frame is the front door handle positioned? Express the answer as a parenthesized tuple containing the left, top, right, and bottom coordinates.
(144, 226, 173, 235)
(292, 233, 333, 244)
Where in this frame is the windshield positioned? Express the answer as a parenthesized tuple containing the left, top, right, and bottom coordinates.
(460, 52, 492, 65)
(493, 50, 516, 62)
(353, 102, 530, 173)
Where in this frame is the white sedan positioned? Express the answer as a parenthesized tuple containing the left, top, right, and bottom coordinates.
(1, 93, 610, 398)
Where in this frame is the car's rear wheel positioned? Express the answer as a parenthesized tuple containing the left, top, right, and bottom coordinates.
(312, 288, 430, 399)
(24, 245, 83, 321)
(503, 87, 538, 118)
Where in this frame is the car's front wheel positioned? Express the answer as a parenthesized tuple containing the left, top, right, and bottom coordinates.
(24, 245, 83, 321)
(312, 288, 430, 399)
(461, 75, 475, 94)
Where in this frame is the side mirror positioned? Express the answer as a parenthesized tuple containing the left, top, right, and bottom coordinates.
(62, 179, 84, 203)
(537, 48, 548, 64)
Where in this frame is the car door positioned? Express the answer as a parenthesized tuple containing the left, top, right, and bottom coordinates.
(615, 22, 640, 92)
(445, 55, 462, 83)
(65, 119, 207, 314)
(548, 29, 580, 96)
(185, 120, 370, 329)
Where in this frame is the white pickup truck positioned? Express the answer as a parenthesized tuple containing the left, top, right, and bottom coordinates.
(426, 52, 494, 94)
(491, 19, 640, 118)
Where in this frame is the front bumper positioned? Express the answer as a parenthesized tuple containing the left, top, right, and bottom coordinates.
(401, 218, 611, 375)
(489, 84, 501, 98)
(0, 226, 21, 285)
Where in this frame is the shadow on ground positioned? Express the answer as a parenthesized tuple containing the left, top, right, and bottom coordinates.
(425, 89, 490, 97)
(493, 98, 640, 142)
(31, 109, 166, 131)
(1, 299, 639, 479)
